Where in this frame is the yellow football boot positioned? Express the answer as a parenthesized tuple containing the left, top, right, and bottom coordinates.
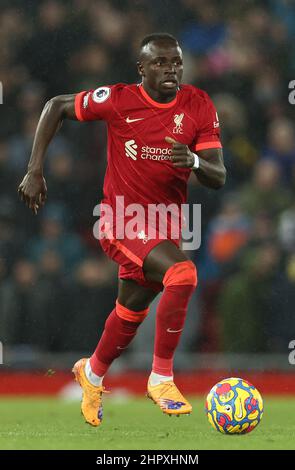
(147, 380, 192, 416)
(72, 358, 108, 427)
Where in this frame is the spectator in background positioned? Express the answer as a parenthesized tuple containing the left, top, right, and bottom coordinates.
(208, 195, 251, 265)
(267, 259, 295, 352)
(35, 249, 68, 351)
(278, 204, 295, 253)
(180, 1, 226, 56)
(47, 150, 80, 225)
(0, 197, 21, 271)
(248, 212, 277, 248)
(195, 194, 251, 351)
(197, 193, 251, 282)
(17, 81, 46, 120)
(239, 159, 292, 218)
(218, 242, 281, 352)
(8, 115, 73, 176)
(21, 0, 73, 96)
(0, 256, 68, 352)
(64, 257, 117, 352)
(68, 43, 111, 91)
(270, 0, 295, 52)
(0, 141, 15, 194)
(0, 260, 38, 346)
(263, 117, 295, 187)
(27, 203, 86, 276)
(212, 93, 258, 187)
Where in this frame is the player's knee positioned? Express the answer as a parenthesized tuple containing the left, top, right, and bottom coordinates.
(115, 300, 149, 323)
(163, 260, 197, 288)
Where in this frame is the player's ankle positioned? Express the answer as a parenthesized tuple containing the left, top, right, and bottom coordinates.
(149, 371, 173, 386)
(85, 359, 104, 386)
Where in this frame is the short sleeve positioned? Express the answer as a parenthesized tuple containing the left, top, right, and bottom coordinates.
(75, 85, 117, 122)
(194, 92, 222, 152)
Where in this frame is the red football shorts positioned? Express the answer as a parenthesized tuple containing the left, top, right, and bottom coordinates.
(99, 223, 180, 293)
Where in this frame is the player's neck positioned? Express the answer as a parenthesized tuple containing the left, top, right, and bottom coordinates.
(141, 83, 177, 104)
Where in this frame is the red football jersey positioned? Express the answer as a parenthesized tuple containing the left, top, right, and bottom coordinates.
(75, 83, 221, 216)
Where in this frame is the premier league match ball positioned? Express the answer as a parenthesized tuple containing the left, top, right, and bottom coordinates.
(205, 377, 264, 434)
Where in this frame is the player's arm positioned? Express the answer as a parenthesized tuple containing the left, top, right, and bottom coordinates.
(165, 137, 226, 189)
(193, 147, 226, 189)
(18, 94, 77, 214)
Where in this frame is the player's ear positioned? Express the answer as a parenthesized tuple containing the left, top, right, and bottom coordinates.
(137, 61, 145, 77)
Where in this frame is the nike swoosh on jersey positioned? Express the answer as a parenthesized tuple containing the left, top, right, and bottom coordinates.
(166, 328, 183, 333)
(126, 117, 144, 123)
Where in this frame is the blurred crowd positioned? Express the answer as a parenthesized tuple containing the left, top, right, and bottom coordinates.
(0, 0, 295, 359)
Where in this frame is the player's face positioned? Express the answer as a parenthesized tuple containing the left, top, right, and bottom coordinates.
(138, 40, 183, 101)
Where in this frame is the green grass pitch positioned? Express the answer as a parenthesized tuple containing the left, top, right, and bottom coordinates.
(0, 397, 294, 450)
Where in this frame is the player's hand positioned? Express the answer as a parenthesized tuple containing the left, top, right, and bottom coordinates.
(18, 170, 47, 215)
(165, 136, 195, 168)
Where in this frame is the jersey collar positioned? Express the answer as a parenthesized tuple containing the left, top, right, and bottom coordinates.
(138, 83, 178, 109)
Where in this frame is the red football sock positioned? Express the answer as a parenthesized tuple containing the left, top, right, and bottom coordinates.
(90, 300, 149, 377)
(152, 260, 197, 377)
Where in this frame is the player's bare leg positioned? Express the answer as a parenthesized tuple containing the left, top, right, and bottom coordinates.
(143, 241, 197, 416)
(73, 279, 158, 426)
(117, 278, 159, 311)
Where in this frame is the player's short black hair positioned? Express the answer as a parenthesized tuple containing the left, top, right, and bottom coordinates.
(140, 33, 178, 50)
